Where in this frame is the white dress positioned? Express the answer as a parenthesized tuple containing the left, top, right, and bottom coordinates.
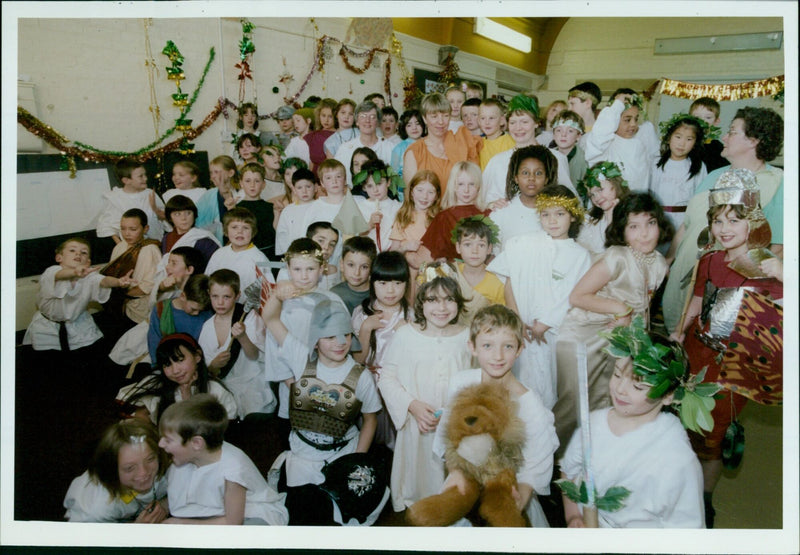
(378, 324, 471, 511)
(584, 100, 653, 192)
(432, 370, 559, 527)
(354, 196, 401, 252)
(488, 232, 591, 408)
(95, 187, 164, 241)
(560, 408, 704, 528)
(483, 147, 575, 204)
(275, 202, 313, 256)
(166, 441, 289, 525)
(204, 244, 274, 303)
(199, 310, 275, 418)
(648, 158, 708, 231)
(23, 266, 111, 351)
(488, 195, 542, 250)
(64, 471, 168, 522)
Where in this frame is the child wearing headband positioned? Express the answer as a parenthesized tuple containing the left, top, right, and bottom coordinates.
(489, 185, 591, 409)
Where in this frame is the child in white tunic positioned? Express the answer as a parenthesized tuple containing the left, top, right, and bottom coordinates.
(352, 159, 402, 252)
(199, 270, 275, 419)
(379, 262, 472, 511)
(64, 419, 169, 523)
(575, 161, 629, 255)
(23, 237, 135, 352)
(488, 186, 591, 409)
(275, 167, 317, 256)
(648, 114, 708, 235)
(204, 207, 274, 303)
(158, 394, 288, 525)
(559, 320, 707, 528)
(584, 93, 652, 192)
(431, 305, 559, 527)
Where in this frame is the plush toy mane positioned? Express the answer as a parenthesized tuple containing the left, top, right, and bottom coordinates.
(443, 382, 526, 484)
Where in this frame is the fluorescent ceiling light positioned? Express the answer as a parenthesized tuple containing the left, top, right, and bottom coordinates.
(474, 18, 532, 54)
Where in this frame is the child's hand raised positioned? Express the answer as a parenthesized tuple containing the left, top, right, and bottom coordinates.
(488, 198, 510, 211)
(118, 270, 137, 288)
(149, 190, 166, 220)
(223, 195, 238, 210)
(362, 312, 386, 334)
(160, 274, 178, 290)
(273, 281, 300, 301)
(74, 266, 98, 278)
(408, 400, 440, 433)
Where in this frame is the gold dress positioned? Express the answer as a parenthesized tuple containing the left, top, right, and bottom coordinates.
(553, 246, 668, 457)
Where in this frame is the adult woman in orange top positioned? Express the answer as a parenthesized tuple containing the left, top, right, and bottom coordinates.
(403, 92, 482, 193)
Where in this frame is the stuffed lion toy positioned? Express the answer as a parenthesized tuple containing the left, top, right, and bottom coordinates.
(406, 382, 527, 527)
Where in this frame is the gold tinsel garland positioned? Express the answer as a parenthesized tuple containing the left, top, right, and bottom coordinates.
(658, 75, 784, 102)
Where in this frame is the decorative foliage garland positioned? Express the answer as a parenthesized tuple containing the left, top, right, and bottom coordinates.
(237, 19, 256, 105)
(438, 53, 460, 86)
(656, 75, 784, 102)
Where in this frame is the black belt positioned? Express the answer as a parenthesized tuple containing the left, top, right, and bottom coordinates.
(294, 430, 349, 451)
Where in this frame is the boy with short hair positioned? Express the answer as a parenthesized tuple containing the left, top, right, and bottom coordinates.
(689, 97, 728, 171)
(478, 98, 515, 169)
(551, 110, 589, 188)
(460, 98, 483, 136)
(158, 394, 288, 525)
(380, 106, 401, 147)
(205, 207, 274, 301)
(23, 237, 136, 352)
(147, 274, 212, 364)
(463, 81, 484, 100)
(427, 304, 558, 527)
(330, 236, 377, 313)
(451, 216, 504, 324)
(99, 208, 162, 339)
(236, 163, 276, 260)
(275, 168, 317, 256)
(364, 92, 386, 110)
(155, 246, 202, 302)
(198, 270, 276, 419)
(567, 81, 602, 131)
(445, 86, 466, 132)
(95, 159, 164, 260)
(262, 296, 384, 525)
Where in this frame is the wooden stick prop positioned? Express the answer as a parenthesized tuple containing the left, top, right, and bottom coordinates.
(676, 260, 700, 336)
(576, 342, 598, 527)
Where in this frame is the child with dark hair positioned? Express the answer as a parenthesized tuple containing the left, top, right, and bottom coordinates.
(119, 334, 237, 423)
(378, 262, 471, 511)
(353, 159, 402, 250)
(391, 109, 426, 182)
(489, 185, 591, 408)
(99, 208, 162, 340)
(689, 97, 728, 172)
(161, 195, 220, 267)
(576, 161, 630, 254)
(553, 192, 672, 453)
(199, 269, 275, 419)
(331, 236, 377, 314)
(275, 167, 317, 256)
(146, 274, 212, 365)
(96, 159, 164, 259)
(649, 114, 708, 238)
(380, 105, 401, 147)
(158, 394, 288, 525)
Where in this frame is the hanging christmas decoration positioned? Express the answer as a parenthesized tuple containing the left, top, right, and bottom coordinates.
(403, 74, 422, 110)
(143, 19, 162, 140)
(236, 19, 256, 105)
(162, 40, 195, 153)
(654, 75, 784, 102)
(438, 53, 460, 87)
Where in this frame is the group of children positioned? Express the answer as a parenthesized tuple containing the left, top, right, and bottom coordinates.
(19, 84, 783, 529)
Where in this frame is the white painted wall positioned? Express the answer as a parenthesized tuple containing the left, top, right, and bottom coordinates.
(17, 18, 542, 160)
